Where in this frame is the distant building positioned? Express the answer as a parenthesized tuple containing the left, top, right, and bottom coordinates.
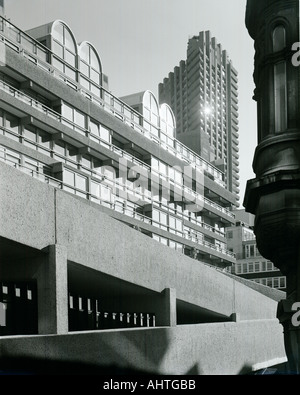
(159, 31, 240, 204)
(226, 210, 286, 291)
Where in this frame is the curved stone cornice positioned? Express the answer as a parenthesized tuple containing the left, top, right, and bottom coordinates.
(246, 0, 298, 39)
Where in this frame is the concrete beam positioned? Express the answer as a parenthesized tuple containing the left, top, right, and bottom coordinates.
(156, 288, 177, 327)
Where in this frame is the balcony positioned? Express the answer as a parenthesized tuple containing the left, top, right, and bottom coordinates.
(0, 15, 226, 188)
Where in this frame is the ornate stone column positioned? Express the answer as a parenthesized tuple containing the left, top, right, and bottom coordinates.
(244, 0, 300, 374)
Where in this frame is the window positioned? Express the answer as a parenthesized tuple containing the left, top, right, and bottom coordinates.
(273, 25, 286, 52)
(79, 42, 102, 94)
(62, 103, 86, 135)
(143, 91, 159, 131)
(51, 21, 77, 80)
(152, 209, 167, 230)
(169, 215, 182, 235)
(24, 127, 37, 147)
(39, 131, 51, 150)
(274, 61, 287, 132)
(63, 168, 88, 198)
(151, 157, 159, 175)
(160, 103, 175, 146)
(99, 125, 111, 144)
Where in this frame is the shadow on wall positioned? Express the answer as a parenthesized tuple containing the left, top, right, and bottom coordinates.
(0, 329, 203, 376)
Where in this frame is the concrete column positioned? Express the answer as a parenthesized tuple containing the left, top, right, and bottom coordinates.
(37, 244, 68, 335)
(155, 288, 177, 327)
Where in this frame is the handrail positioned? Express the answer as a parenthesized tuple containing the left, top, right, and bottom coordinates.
(0, 145, 235, 259)
(0, 14, 227, 188)
(0, 79, 234, 219)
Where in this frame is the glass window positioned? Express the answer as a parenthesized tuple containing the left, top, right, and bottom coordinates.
(75, 110, 85, 129)
(76, 174, 87, 191)
(169, 240, 176, 249)
(152, 209, 160, 224)
(78, 42, 102, 93)
(62, 103, 73, 121)
(90, 69, 100, 85)
(52, 23, 64, 41)
(91, 84, 101, 97)
(39, 130, 51, 149)
(151, 157, 159, 171)
(6, 114, 19, 134)
(159, 161, 168, 177)
(55, 141, 65, 156)
(100, 125, 110, 143)
(153, 234, 160, 242)
(143, 91, 159, 127)
(65, 49, 75, 65)
(90, 120, 99, 136)
(51, 22, 77, 74)
(100, 185, 111, 202)
(52, 57, 64, 72)
(52, 40, 64, 58)
(273, 25, 286, 52)
(274, 61, 287, 133)
(280, 277, 286, 288)
(64, 28, 76, 52)
(24, 127, 37, 142)
(91, 50, 100, 71)
(64, 169, 75, 186)
(81, 155, 92, 169)
(80, 61, 89, 76)
(91, 181, 100, 197)
(160, 237, 168, 246)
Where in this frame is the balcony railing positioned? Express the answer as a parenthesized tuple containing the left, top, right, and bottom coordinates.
(0, 15, 226, 188)
(0, 145, 235, 260)
(0, 81, 234, 220)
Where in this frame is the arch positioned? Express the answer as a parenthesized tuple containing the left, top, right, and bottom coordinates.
(142, 90, 159, 126)
(272, 25, 286, 52)
(51, 20, 77, 55)
(159, 103, 176, 139)
(267, 17, 291, 53)
(79, 41, 102, 73)
(78, 41, 102, 89)
(50, 20, 77, 80)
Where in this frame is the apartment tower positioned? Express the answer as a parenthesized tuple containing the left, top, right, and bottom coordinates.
(159, 31, 240, 204)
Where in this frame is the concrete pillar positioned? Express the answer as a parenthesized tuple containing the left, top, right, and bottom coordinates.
(155, 288, 177, 327)
(37, 244, 68, 335)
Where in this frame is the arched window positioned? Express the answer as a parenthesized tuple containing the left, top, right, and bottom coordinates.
(79, 42, 102, 96)
(142, 91, 159, 137)
(272, 25, 286, 52)
(274, 61, 287, 133)
(160, 103, 176, 147)
(51, 21, 77, 81)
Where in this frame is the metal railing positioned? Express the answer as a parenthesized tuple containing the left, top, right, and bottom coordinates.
(0, 145, 235, 259)
(0, 85, 234, 221)
(0, 15, 226, 187)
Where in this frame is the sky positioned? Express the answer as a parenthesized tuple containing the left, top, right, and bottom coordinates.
(5, 0, 257, 207)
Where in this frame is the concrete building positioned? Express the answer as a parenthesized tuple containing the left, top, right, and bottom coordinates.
(0, 7, 287, 375)
(226, 210, 286, 292)
(159, 31, 240, 203)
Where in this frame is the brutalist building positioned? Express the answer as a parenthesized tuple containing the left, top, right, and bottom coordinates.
(0, 7, 287, 375)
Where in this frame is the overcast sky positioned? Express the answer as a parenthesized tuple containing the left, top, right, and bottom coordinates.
(6, 0, 257, 207)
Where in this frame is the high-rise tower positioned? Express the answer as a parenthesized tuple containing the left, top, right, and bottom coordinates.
(159, 31, 240, 205)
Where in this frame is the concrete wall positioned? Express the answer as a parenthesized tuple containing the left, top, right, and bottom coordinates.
(0, 319, 286, 375)
(0, 161, 283, 322)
